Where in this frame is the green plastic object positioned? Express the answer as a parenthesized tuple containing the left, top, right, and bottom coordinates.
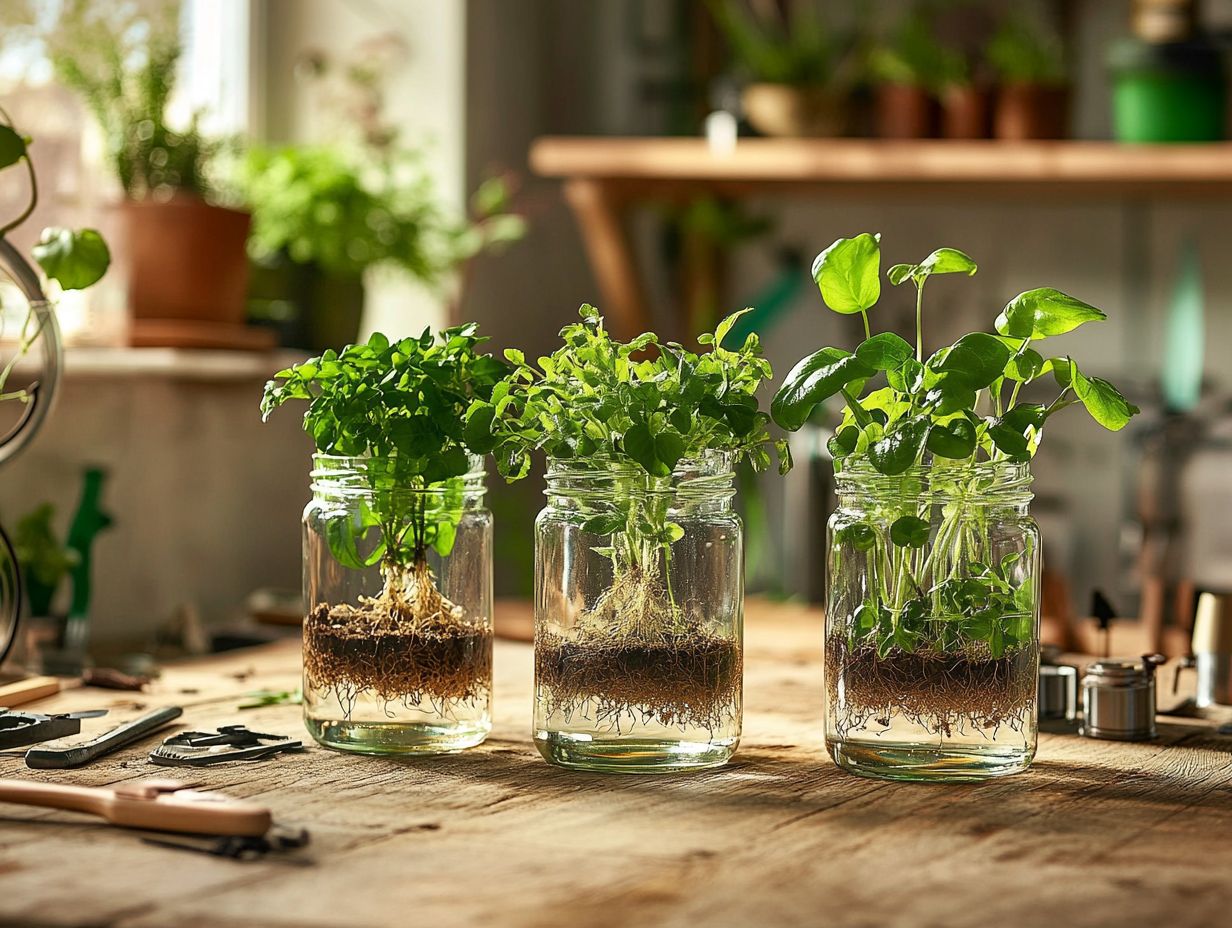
(65, 467, 113, 636)
(1109, 38, 1227, 142)
(1162, 239, 1204, 413)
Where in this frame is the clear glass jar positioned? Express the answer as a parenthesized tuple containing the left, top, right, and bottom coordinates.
(534, 453, 744, 773)
(826, 461, 1041, 781)
(302, 454, 493, 754)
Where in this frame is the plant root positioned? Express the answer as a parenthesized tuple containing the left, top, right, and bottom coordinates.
(304, 559, 491, 718)
(826, 632, 1037, 739)
(536, 568, 741, 733)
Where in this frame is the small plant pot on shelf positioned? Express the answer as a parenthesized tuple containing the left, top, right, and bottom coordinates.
(117, 196, 253, 342)
(825, 461, 1042, 782)
(874, 84, 936, 139)
(302, 455, 493, 755)
(940, 86, 992, 140)
(534, 454, 744, 773)
(248, 255, 365, 353)
(741, 83, 848, 137)
(993, 84, 1069, 140)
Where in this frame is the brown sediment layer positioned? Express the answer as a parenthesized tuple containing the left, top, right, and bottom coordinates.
(536, 629, 741, 732)
(825, 633, 1037, 738)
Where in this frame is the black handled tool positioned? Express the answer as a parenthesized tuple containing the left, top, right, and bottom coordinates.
(25, 706, 182, 769)
(0, 709, 108, 750)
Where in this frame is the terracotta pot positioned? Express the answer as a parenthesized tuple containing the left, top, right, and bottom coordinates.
(940, 86, 992, 139)
(875, 84, 936, 139)
(742, 83, 848, 137)
(118, 196, 252, 324)
(994, 84, 1070, 140)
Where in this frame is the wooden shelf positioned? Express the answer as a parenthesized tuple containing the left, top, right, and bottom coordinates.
(531, 136, 1232, 194)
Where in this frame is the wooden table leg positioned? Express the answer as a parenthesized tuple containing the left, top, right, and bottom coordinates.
(562, 178, 652, 338)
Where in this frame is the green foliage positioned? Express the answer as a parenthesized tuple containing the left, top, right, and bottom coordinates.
(261, 327, 507, 567)
(479, 306, 789, 482)
(242, 145, 525, 283)
(708, 0, 848, 87)
(986, 14, 1067, 86)
(31, 228, 110, 291)
(0, 124, 27, 169)
(867, 9, 958, 92)
(46, 1, 215, 199)
(779, 232, 1136, 659)
(13, 503, 78, 617)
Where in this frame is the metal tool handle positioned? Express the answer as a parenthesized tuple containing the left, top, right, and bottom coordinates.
(25, 706, 183, 769)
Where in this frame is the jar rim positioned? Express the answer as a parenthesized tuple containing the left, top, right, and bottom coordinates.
(545, 449, 735, 479)
(834, 458, 1033, 503)
(311, 451, 485, 478)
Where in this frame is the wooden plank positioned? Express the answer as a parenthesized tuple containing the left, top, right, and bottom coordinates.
(1, 598, 1230, 928)
(531, 137, 1232, 191)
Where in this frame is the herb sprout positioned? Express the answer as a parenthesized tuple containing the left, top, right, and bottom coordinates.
(772, 233, 1137, 734)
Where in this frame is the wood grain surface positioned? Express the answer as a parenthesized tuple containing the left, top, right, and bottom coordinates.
(1, 599, 1230, 928)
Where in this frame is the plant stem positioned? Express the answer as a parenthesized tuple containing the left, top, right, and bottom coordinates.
(914, 281, 926, 362)
(859, 309, 871, 341)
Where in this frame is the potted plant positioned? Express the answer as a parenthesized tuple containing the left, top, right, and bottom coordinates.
(772, 233, 1137, 781)
(243, 146, 524, 352)
(937, 50, 991, 140)
(261, 327, 508, 755)
(473, 306, 790, 772)
(867, 10, 951, 139)
(986, 14, 1070, 140)
(46, 1, 251, 342)
(709, 0, 852, 137)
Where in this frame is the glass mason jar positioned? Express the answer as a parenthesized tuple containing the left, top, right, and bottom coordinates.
(825, 461, 1041, 782)
(302, 454, 493, 755)
(534, 453, 744, 773)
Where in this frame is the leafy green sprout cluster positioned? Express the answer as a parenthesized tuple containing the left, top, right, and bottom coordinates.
(772, 233, 1138, 660)
(469, 305, 790, 613)
(261, 327, 507, 575)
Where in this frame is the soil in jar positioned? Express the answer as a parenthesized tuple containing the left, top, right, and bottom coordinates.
(304, 559, 492, 717)
(535, 567, 741, 733)
(825, 631, 1037, 738)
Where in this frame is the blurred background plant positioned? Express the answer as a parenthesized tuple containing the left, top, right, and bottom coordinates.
(13, 503, 77, 617)
(986, 12, 1069, 87)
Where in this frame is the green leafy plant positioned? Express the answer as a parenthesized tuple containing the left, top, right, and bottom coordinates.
(867, 10, 957, 91)
(0, 110, 110, 406)
(261, 327, 505, 712)
(45, 0, 215, 199)
(476, 305, 787, 604)
(986, 14, 1067, 86)
(12, 503, 78, 617)
(242, 146, 524, 286)
(773, 233, 1136, 731)
(708, 0, 849, 87)
(262, 327, 506, 575)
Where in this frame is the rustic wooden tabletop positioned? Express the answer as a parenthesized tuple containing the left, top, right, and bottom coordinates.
(2, 600, 1230, 928)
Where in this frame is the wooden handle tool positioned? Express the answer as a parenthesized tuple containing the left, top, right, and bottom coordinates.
(0, 778, 272, 836)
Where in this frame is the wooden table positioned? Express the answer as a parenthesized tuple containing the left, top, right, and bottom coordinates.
(3, 600, 1231, 928)
(531, 137, 1232, 337)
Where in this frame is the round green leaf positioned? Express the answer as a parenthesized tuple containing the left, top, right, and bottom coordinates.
(0, 124, 27, 169)
(31, 227, 111, 290)
(887, 263, 916, 286)
(1072, 366, 1139, 432)
(837, 522, 876, 551)
(811, 233, 881, 315)
(933, 333, 1012, 390)
(926, 418, 976, 459)
(890, 515, 930, 548)
(995, 288, 1107, 341)
(653, 428, 685, 470)
(854, 332, 913, 371)
(918, 247, 978, 277)
(869, 417, 929, 475)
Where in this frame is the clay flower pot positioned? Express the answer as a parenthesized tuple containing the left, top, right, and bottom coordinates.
(742, 83, 848, 138)
(118, 196, 252, 325)
(875, 84, 936, 139)
(994, 84, 1070, 140)
(940, 85, 992, 140)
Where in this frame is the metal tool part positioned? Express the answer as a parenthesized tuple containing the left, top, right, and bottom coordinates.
(1081, 654, 1166, 741)
(1175, 592, 1232, 708)
(1039, 664, 1078, 722)
(149, 725, 303, 767)
(141, 825, 311, 861)
(0, 709, 108, 750)
(26, 706, 183, 769)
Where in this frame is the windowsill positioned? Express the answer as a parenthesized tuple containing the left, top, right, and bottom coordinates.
(62, 346, 308, 381)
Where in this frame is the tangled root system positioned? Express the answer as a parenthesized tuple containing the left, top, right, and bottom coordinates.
(305, 560, 491, 718)
(536, 568, 741, 733)
(826, 633, 1037, 739)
